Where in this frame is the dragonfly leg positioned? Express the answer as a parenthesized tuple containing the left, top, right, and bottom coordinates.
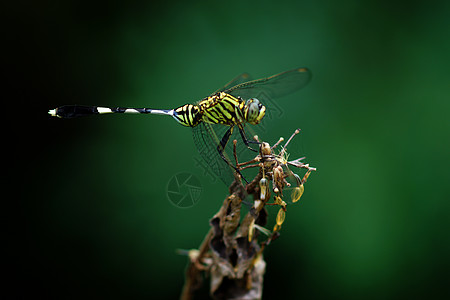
(217, 127, 249, 184)
(238, 127, 259, 152)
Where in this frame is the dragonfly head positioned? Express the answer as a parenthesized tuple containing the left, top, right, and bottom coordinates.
(244, 98, 266, 125)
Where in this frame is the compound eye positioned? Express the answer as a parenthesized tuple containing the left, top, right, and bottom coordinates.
(250, 104, 259, 114)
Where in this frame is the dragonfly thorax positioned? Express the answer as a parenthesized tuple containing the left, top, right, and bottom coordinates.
(173, 93, 266, 128)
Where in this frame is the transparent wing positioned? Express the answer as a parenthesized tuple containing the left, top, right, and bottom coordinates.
(192, 123, 235, 186)
(192, 122, 258, 186)
(223, 67, 311, 101)
(226, 68, 311, 142)
(213, 72, 253, 95)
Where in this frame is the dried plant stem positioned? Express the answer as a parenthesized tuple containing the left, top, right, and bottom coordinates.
(180, 129, 315, 300)
(180, 229, 214, 300)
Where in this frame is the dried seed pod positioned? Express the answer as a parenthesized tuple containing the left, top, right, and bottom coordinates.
(248, 219, 255, 242)
(291, 184, 305, 203)
(260, 142, 271, 155)
(273, 166, 285, 193)
(273, 165, 283, 180)
(259, 178, 269, 200)
(276, 208, 286, 226)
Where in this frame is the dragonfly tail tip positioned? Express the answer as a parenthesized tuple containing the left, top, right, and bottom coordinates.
(48, 109, 57, 117)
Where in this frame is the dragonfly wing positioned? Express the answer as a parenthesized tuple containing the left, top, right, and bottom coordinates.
(192, 122, 259, 186)
(192, 123, 235, 185)
(224, 68, 312, 138)
(224, 67, 311, 101)
(212, 72, 253, 95)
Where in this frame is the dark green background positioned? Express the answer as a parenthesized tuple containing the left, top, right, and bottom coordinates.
(9, 0, 449, 299)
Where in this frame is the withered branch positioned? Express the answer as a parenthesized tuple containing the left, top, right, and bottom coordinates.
(180, 129, 316, 300)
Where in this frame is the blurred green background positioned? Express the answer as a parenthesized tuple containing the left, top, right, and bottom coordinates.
(9, 0, 450, 299)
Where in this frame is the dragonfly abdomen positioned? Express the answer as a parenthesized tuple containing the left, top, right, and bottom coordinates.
(48, 105, 174, 118)
(173, 104, 202, 127)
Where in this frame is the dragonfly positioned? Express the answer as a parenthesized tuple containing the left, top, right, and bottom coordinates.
(49, 67, 311, 185)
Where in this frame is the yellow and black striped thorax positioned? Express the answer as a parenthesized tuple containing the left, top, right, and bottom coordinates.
(173, 92, 245, 127)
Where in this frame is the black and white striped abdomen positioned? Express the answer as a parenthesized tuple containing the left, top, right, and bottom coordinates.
(48, 104, 203, 128)
(49, 105, 175, 119)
